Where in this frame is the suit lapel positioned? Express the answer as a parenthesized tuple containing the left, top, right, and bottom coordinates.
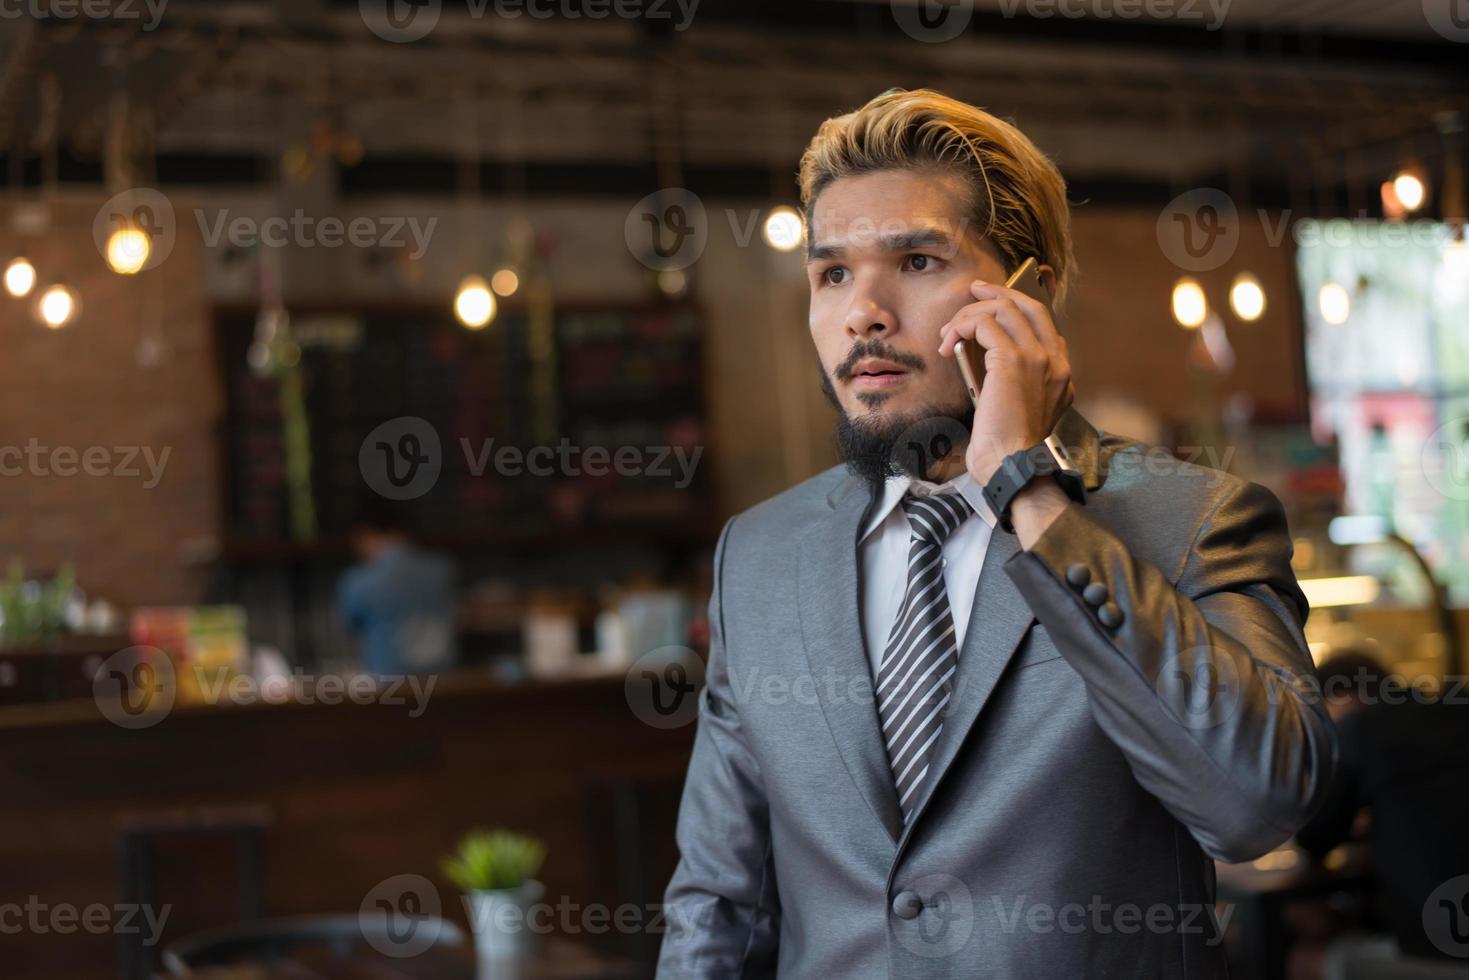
(796, 475, 905, 843)
(899, 407, 1107, 835)
(794, 408, 1107, 846)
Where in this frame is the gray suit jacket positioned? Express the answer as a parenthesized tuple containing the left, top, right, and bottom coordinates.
(657, 409, 1335, 979)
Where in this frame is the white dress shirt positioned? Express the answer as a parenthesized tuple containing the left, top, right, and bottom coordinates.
(859, 471, 997, 677)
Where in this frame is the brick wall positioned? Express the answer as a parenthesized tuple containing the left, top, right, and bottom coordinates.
(0, 195, 220, 608)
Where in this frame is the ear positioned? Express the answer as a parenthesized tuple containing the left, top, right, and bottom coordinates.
(1037, 263, 1060, 303)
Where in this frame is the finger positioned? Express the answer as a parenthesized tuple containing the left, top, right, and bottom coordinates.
(938, 308, 1015, 358)
(941, 300, 1043, 363)
(969, 280, 1063, 356)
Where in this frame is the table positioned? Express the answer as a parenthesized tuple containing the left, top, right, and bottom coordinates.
(177, 938, 642, 980)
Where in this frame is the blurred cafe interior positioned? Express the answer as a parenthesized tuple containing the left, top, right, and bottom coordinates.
(2, 1, 1469, 977)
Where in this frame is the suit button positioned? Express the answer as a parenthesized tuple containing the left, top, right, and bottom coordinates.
(1098, 602, 1124, 628)
(1082, 582, 1108, 606)
(1065, 563, 1090, 588)
(892, 890, 922, 920)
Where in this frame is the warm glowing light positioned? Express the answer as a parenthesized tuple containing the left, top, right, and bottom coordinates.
(4, 257, 36, 297)
(1319, 282, 1351, 325)
(490, 267, 520, 297)
(1229, 272, 1265, 322)
(105, 225, 151, 274)
(657, 269, 687, 296)
(1392, 172, 1426, 212)
(1299, 575, 1380, 608)
(454, 276, 495, 329)
(762, 207, 804, 252)
(37, 284, 78, 329)
(1171, 277, 1208, 329)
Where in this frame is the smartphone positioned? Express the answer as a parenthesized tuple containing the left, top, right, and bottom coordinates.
(954, 257, 1051, 405)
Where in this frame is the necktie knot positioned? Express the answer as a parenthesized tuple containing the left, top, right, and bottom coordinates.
(902, 492, 971, 546)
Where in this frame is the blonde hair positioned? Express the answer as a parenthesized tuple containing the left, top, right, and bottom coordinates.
(798, 87, 1076, 309)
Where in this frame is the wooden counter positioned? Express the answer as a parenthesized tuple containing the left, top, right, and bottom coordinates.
(1, 668, 696, 979)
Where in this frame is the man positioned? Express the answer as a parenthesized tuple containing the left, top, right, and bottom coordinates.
(337, 499, 458, 677)
(657, 88, 1334, 978)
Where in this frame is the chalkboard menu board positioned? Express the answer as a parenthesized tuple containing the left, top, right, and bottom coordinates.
(216, 304, 712, 555)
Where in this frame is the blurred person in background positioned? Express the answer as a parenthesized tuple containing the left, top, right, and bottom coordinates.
(337, 498, 458, 678)
(1294, 650, 1469, 978)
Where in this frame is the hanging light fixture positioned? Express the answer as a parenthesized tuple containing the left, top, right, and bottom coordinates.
(35, 283, 79, 329)
(4, 256, 36, 297)
(762, 206, 804, 252)
(490, 267, 520, 297)
(1171, 277, 1208, 329)
(104, 222, 151, 275)
(454, 275, 495, 329)
(1391, 170, 1427, 213)
(1229, 272, 1266, 321)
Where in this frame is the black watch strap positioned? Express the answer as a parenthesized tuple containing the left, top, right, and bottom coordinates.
(982, 439, 1086, 534)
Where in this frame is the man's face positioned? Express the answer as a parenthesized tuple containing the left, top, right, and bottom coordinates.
(805, 168, 1010, 475)
(805, 169, 1010, 481)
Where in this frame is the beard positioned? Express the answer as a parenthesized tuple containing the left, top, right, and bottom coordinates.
(819, 342, 974, 485)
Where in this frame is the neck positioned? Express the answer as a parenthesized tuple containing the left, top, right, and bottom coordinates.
(925, 450, 968, 484)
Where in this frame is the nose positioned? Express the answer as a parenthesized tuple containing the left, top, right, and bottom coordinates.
(843, 286, 896, 341)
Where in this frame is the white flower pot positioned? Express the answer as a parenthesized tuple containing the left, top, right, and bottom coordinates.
(465, 879, 545, 960)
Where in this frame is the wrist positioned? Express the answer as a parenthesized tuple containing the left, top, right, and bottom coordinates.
(1010, 481, 1071, 550)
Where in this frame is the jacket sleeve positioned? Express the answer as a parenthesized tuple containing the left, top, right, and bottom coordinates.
(657, 517, 781, 978)
(1003, 478, 1337, 863)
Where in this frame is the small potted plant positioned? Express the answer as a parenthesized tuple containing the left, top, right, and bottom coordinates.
(440, 828, 547, 960)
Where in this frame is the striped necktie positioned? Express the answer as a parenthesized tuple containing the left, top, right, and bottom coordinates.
(876, 491, 972, 822)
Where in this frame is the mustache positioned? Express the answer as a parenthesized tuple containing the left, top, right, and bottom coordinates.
(833, 340, 928, 382)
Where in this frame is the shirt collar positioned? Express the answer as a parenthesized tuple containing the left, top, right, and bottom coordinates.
(860, 468, 997, 543)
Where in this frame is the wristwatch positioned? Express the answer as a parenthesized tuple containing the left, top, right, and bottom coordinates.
(982, 434, 1087, 534)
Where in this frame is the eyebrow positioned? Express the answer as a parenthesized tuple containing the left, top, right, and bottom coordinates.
(806, 227, 956, 262)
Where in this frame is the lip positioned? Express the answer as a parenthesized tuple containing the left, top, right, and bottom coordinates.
(849, 358, 910, 389)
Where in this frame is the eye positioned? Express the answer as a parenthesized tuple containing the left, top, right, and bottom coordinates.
(903, 254, 938, 272)
(820, 266, 849, 286)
